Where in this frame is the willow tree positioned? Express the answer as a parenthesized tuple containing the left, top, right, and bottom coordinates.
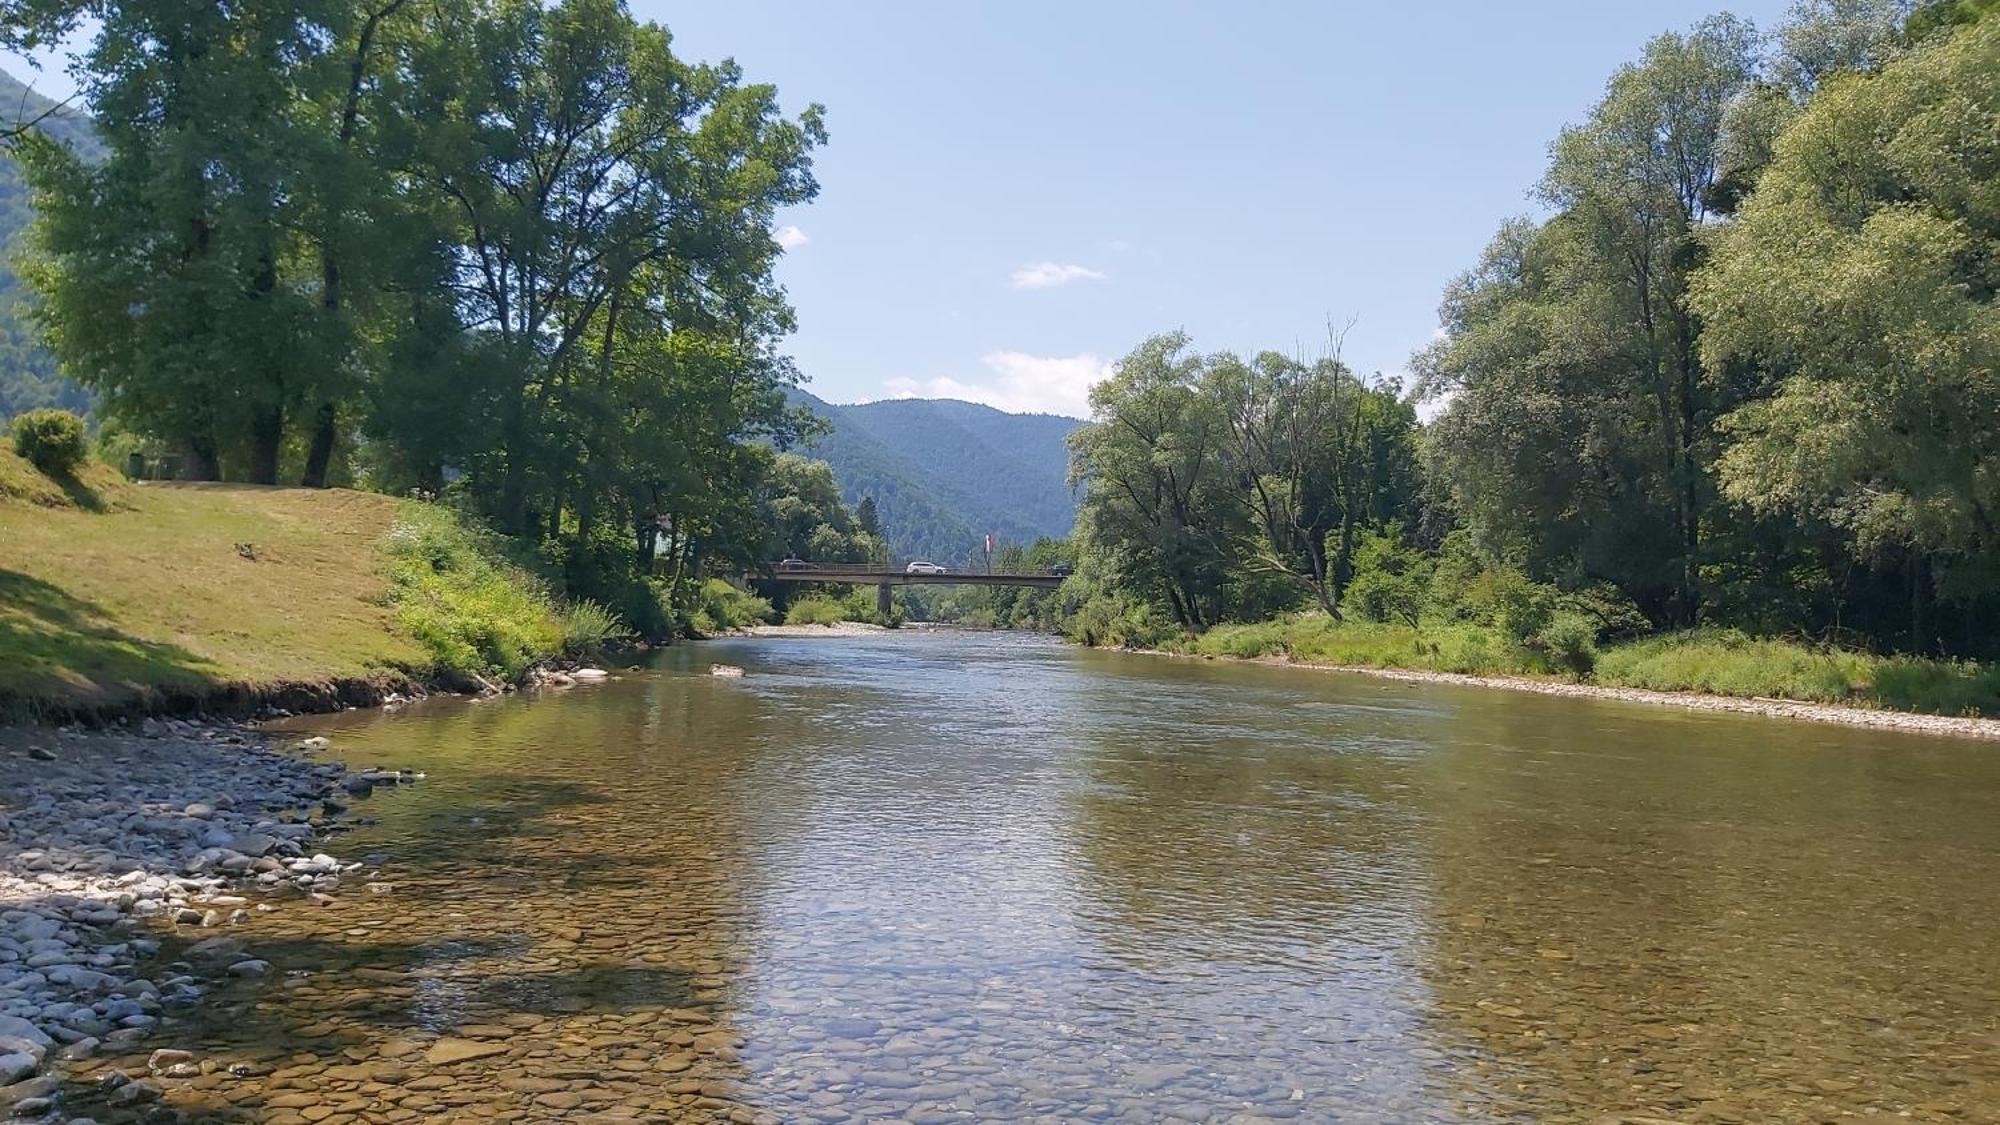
(1692, 17, 2000, 643)
(1420, 17, 1760, 625)
(1206, 348, 1417, 617)
(1069, 333, 1239, 630)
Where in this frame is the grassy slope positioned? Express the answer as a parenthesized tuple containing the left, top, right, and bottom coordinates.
(0, 449, 433, 715)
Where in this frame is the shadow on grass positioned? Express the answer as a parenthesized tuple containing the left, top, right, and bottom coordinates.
(0, 569, 219, 718)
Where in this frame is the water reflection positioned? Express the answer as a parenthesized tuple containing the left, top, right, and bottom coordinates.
(57, 631, 2000, 1123)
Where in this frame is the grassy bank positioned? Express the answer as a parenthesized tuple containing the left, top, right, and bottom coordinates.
(1182, 615, 2000, 719)
(0, 448, 578, 720)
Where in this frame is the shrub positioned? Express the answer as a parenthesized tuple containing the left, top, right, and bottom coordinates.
(1536, 612, 1599, 680)
(10, 409, 88, 476)
(784, 595, 850, 626)
(560, 599, 629, 657)
(689, 578, 774, 633)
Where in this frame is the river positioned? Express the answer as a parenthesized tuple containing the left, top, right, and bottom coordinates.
(128, 631, 2000, 1121)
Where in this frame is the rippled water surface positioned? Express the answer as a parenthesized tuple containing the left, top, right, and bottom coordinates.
(103, 632, 2000, 1121)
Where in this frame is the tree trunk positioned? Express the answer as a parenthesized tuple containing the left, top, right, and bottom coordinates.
(301, 401, 337, 487)
(1910, 552, 1928, 655)
(248, 404, 283, 485)
(186, 437, 221, 482)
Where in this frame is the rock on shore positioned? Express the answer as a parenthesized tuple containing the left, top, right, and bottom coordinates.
(0, 721, 399, 1115)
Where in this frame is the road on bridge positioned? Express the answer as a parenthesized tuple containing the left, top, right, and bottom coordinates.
(757, 564, 1066, 617)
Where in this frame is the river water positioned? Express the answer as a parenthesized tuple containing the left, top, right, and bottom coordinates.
(95, 632, 2000, 1122)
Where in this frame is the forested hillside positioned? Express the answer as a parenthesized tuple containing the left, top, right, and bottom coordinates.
(0, 68, 96, 419)
(789, 387, 1080, 564)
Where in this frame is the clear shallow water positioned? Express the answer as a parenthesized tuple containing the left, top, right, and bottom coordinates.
(86, 632, 2000, 1121)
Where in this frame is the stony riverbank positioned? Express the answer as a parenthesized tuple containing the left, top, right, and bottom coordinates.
(0, 722, 409, 1120)
(1157, 650, 2000, 741)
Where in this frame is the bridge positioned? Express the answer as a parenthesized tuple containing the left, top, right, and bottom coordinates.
(759, 564, 1065, 616)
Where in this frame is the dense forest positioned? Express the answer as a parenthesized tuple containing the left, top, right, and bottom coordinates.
(1063, 1, 2000, 685)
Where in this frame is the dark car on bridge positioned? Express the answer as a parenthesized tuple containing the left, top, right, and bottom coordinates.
(1048, 563, 1073, 577)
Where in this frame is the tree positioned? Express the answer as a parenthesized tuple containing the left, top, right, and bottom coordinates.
(387, 0, 822, 540)
(1420, 17, 1761, 626)
(1691, 17, 2000, 643)
(13, 0, 344, 481)
(1206, 343, 1418, 617)
(758, 453, 881, 563)
(1069, 333, 1237, 630)
(856, 494, 881, 538)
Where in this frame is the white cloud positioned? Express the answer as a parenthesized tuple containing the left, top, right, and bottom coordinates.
(774, 225, 809, 250)
(883, 351, 1114, 418)
(1009, 261, 1107, 290)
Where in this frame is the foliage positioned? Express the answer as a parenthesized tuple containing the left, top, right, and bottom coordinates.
(908, 537, 1072, 629)
(1536, 612, 1600, 679)
(8, 406, 84, 474)
(3, 0, 824, 634)
(559, 600, 629, 658)
(1417, 17, 1762, 627)
(381, 505, 564, 682)
(1692, 18, 2000, 635)
(760, 453, 885, 564)
(1065, 329, 1423, 635)
(1208, 346, 1421, 616)
(0, 67, 100, 423)
(689, 578, 773, 634)
(1343, 527, 1432, 628)
(782, 595, 850, 627)
(782, 588, 900, 627)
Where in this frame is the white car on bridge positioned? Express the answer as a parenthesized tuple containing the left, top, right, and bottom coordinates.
(904, 561, 949, 575)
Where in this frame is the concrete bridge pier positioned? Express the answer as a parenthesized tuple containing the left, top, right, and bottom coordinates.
(877, 582, 893, 619)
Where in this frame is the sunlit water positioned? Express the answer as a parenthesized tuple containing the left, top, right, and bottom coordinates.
(81, 632, 2000, 1122)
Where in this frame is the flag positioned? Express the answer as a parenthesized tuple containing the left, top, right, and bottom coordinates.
(985, 533, 993, 553)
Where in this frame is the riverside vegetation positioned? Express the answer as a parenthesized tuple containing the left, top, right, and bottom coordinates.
(1051, 4, 2000, 720)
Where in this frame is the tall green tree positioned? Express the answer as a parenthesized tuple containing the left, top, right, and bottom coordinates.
(1420, 16, 1760, 625)
(1069, 333, 1238, 630)
(12, 0, 346, 481)
(1691, 17, 2000, 643)
(1207, 348, 1418, 616)
(389, 0, 822, 540)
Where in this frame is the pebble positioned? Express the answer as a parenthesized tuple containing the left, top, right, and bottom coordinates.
(0, 723, 399, 1105)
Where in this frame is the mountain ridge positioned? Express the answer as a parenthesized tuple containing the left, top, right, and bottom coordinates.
(785, 387, 1082, 565)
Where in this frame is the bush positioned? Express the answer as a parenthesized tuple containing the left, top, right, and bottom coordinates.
(690, 578, 774, 633)
(560, 599, 629, 657)
(1536, 612, 1599, 680)
(783, 595, 850, 626)
(10, 409, 88, 476)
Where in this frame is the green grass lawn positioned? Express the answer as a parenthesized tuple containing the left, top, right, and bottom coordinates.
(0, 442, 572, 712)
(0, 449, 477, 718)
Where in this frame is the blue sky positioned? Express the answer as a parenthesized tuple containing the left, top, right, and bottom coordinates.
(6, 1, 1797, 418)
(650, 1, 1795, 417)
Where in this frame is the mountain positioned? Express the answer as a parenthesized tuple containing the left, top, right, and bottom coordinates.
(787, 387, 1083, 565)
(0, 68, 99, 420)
